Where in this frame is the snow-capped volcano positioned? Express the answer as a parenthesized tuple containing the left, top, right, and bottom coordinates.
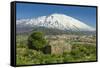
(16, 13, 95, 32)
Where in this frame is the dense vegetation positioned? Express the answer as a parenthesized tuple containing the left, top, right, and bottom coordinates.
(16, 33, 96, 65)
(27, 31, 47, 51)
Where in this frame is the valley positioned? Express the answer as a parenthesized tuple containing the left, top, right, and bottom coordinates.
(16, 33, 96, 65)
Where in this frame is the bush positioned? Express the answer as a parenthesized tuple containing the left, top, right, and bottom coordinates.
(28, 31, 47, 51)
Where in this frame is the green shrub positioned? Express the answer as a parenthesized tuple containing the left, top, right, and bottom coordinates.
(28, 31, 47, 50)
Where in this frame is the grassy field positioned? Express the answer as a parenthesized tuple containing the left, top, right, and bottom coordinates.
(16, 34, 97, 65)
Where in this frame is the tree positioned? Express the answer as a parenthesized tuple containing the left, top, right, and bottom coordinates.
(28, 31, 47, 51)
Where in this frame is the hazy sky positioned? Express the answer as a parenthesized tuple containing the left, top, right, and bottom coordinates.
(16, 3, 97, 28)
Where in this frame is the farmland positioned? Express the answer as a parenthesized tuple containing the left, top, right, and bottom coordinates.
(16, 33, 96, 65)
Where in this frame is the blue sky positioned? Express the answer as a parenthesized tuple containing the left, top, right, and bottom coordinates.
(16, 3, 97, 28)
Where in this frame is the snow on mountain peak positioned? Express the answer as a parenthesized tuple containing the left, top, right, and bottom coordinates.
(16, 13, 95, 31)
